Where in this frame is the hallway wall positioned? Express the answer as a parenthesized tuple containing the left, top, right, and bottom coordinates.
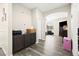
(0, 3, 12, 56)
(12, 4, 32, 34)
(45, 4, 71, 36)
(71, 4, 79, 56)
(32, 8, 45, 42)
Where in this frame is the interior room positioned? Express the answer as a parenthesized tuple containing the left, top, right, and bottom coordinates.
(0, 3, 79, 56)
(12, 3, 72, 56)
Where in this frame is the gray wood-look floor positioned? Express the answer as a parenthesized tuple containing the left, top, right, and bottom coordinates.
(0, 48, 5, 56)
(14, 35, 72, 56)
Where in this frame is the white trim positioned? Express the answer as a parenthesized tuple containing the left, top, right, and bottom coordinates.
(36, 39, 39, 43)
(78, 51, 79, 56)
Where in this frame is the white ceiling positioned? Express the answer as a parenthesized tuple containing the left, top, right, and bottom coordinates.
(46, 12, 68, 26)
(21, 3, 69, 12)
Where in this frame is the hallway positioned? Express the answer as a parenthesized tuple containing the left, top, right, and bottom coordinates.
(14, 35, 72, 56)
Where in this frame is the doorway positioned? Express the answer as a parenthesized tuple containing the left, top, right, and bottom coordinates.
(59, 21, 68, 37)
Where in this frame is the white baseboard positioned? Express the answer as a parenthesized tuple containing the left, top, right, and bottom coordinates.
(41, 39, 45, 40)
(36, 41, 39, 43)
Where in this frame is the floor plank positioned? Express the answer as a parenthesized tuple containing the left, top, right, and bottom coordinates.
(14, 35, 72, 56)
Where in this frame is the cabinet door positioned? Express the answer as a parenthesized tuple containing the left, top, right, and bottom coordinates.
(24, 34, 30, 47)
(30, 33, 36, 44)
(13, 35, 24, 53)
(24, 33, 36, 48)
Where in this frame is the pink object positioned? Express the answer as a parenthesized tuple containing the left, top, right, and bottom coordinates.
(63, 37, 72, 51)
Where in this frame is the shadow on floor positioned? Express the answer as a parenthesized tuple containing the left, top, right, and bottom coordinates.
(0, 48, 5, 56)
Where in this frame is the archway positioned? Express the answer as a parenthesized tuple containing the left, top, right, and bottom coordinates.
(45, 12, 68, 36)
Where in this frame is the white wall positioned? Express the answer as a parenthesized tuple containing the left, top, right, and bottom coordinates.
(36, 9, 42, 40)
(0, 4, 7, 46)
(31, 8, 37, 29)
(8, 4, 12, 56)
(0, 4, 8, 55)
(71, 4, 79, 56)
(37, 10, 45, 40)
(32, 8, 45, 42)
(0, 4, 12, 56)
(41, 16, 46, 40)
(12, 4, 32, 34)
(46, 12, 68, 36)
(54, 17, 68, 36)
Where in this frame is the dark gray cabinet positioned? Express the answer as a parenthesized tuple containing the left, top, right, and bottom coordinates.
(13, 35, 24, 53)
(13, 32, 36, 54)
(23, 33, 36, 48)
